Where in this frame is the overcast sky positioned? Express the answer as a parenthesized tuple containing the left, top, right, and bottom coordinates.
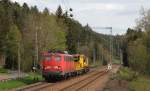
(11, 0, 150, 35)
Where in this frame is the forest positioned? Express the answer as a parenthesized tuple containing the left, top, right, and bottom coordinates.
(121, 8, 150, 75)
(0, 0, 120, 71)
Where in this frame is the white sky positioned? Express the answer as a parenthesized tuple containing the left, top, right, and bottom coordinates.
(11, 0, 150, 35)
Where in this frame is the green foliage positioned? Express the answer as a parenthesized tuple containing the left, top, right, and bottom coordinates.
(128, 40, 148, 73)
(5, 24, 21, 69)
(0, 0, 13, 53)
(117, 67, 138, 81)
(64, 18, 115, 64)
(0, 0, 67, 71)
(0, 67, 8, 73)
(130, 76, 150, 91)
(0, 80, 26, 90)
(7, 24, 21, 52)
(0, 73, 43, 90)
(54, 30, 66, 50)
(89, 60, 102, 68)
(56, 5, 63, 18)
(0, 0, 115, 72)
(115, 67, 150, 91)
(121, 9, 150, 75)
(124, 24, 150, 75)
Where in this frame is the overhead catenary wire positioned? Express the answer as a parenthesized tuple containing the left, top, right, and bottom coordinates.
(59, 0, 69, 11)
(65, 0, 72, 10)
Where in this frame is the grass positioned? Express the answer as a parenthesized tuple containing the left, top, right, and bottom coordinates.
(0, 77, 31, 90)
(0, 67, 8, 73)
(112, 59, 121, 64)
(117, 67, 138, 81)
(116, 67, 150, 91)
(28, 72, 44, 81)
(130, 76, 150, 91)
(0, 72, 44, 90)
(103, 88, 111, 91)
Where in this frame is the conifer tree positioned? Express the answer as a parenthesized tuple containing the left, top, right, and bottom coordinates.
(56, 5, 63, 18)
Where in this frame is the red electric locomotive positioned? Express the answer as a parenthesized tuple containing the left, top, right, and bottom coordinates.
(41, 51, 75, 81)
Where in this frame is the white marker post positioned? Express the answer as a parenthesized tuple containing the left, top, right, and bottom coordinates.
(107, 63, 112, 70)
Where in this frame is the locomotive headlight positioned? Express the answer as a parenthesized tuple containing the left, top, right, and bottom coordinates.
(53, 66, 61, 69)
(45, 66, 52, 69)
(45, 66, 61, 70)
(54, 66, 58, 69)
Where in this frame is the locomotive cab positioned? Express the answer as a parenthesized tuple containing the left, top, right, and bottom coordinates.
(41, 53, 63, 79)
(41, 51, 75, 81)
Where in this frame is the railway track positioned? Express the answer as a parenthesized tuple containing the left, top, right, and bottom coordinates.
(60, 70, 108, 91)
(14, 82, 54, 91)
(13, 67, 106, 91)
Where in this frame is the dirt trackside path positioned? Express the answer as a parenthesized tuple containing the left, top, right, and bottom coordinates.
(79, 65, 120, 91)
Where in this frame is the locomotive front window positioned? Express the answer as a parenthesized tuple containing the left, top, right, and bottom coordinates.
(55, 56, 61, 62)
(46, 57, 51, 61)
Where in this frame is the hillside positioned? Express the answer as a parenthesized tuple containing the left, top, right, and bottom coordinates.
(0, 0, 119, 71)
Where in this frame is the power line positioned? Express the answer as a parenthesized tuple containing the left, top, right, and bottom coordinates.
(60, 0, 69, 10)
(65, 0, 71, 10)
(92, 27, 112, 30)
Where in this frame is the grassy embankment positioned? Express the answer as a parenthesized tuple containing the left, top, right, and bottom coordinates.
(130, 75, 150, 91)
(103, 67, 150, 91)
(0, 67, 8, 74)
(0, 72, 44, 90)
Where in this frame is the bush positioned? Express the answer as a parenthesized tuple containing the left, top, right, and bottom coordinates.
(117, 67, 138, 81)
(130, 76, 150, 91)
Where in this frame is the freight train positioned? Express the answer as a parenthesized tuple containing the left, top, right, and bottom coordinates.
(41, 51, 89, 81)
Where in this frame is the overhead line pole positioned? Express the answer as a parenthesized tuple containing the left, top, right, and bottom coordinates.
(110, 28, 112, 66)
(18, 42, 21, 78)
(35, 28, 39, 67)
(92, 27, 113, 69)
(35, 26, 41, 68)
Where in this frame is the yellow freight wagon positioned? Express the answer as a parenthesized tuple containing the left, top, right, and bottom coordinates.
(73, 54, 89, 74)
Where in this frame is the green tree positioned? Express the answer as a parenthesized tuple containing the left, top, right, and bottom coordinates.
(0, 1, 114, 71)
(56, 5, 63, 18)
(43, 8, 49, 15)
(5, 24, 21, 69)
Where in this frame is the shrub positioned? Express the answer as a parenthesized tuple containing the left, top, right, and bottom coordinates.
(117, 67, 138, 81)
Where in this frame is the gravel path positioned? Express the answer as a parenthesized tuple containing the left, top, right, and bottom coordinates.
(0, 71, 27, 82)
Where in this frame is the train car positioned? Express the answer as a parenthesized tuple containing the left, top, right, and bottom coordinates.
(41, 51, 75, 81)
(73, 54, 89, 74)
